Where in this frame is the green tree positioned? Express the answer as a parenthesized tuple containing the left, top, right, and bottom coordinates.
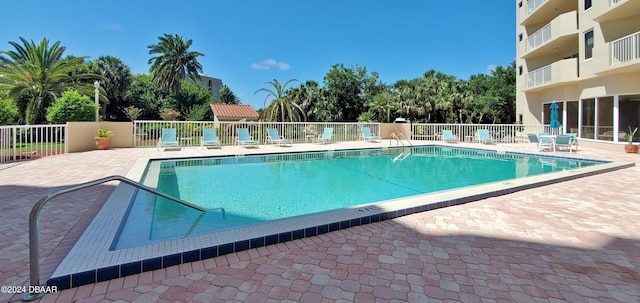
(89, 55, 132, 121)
(0, 97, 19, 125)
(255, 79, 306, 122)
(0, 37, 104, 124)
(46, 89, 99, 123)
(175, 80, 213, 117)
(147, 34, 204, 96)
(319, 64, 381, 121)
(123, 74, 173, 119)
(218, 84, 241, 104)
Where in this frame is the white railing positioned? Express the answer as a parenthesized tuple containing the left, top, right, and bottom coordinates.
(133, 121, 380, 148)
(527, 24, 552, 52)
(0, 124, 66, 165)
(527, 0, 548, 16)
(611, 31, 640, 65)
(411, 123, 545, 143)
(527, 65, 552, 88)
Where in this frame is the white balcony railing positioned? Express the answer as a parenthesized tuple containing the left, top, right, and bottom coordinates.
(611, 31, 640, 65)
(527, 0, 548, 16)
(527, 24, 552, 52)
(527, 65, 552, 88)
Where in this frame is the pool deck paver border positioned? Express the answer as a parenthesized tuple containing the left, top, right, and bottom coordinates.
(1, 140, 639, 302)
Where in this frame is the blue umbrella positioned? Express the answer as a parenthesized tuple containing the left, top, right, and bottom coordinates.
(549, 101, 561, 131)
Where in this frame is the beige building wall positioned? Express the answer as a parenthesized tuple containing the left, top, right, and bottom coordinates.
(516, 0, 640, 145)
(66, 122, 134, 153)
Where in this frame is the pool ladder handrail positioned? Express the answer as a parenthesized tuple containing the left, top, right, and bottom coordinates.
(390, 131, 413, 147)
(23, 175, 221, 301)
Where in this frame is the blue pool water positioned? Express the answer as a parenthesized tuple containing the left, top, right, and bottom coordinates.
(113, 146, 602, 249)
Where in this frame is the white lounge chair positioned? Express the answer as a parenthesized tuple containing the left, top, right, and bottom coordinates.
(266, 128, 292, 146)
(201, 128, 221, 149)
(157, 128, 180, 151)
(236, 128, 258, 147)
(527, 133, 553, 151)
(361, 127, 381, 142)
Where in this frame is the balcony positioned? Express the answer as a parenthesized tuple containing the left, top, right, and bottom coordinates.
(525, 58, 579, 92)
(523, 11, 578, 60)
(595, 30, 640, 75)
(594, 0, 640, 23)
(520, 0, 577, 27)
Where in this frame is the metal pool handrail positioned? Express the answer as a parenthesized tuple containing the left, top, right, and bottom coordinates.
(23, 175, 211, 301)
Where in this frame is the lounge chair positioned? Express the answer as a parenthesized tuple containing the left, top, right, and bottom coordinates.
(554, 135, 574, 153)
(476, 129, 495, 144)
(157, 128, 179, 151)
(441, 130, 459, 143)
(527, 133, 553, 151)
(236, 128, 258, 147)
(317, 127, 333, 144)
(201, 128, 221, 149)
(361, 127, 381, 142)
(266, 128, 292, 146)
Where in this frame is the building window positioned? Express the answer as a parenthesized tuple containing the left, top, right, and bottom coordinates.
(518, 33, 523, 42)
(518, 1, 522, 8)
(518, 65, 523, 75)
(619, 95, 640, 143)
(584, 0, 592, 10)
(566, 101, 579, 134)
(584, 30, 594, 60)
(596, 97, 614, 141)
(581, 99, 595, 139)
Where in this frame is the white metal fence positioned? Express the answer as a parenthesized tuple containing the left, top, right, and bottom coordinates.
(0, 124, 66, 165)
(411, 123, 547, 143)
(0, 121, 578, 165)
(133, 121, 381, 148)
(611, 31, 640, 65)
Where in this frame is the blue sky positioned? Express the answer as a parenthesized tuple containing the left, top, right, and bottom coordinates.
(0, 1, 515, 110)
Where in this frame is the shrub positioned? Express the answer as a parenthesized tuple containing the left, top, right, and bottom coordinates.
(46, 90, 99, 123)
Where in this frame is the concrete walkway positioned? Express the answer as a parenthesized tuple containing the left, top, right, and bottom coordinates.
(1, 141, 639, 302)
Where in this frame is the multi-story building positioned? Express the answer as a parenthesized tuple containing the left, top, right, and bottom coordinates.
(194, 74, 223, 101)
(516, 0, 640, 145)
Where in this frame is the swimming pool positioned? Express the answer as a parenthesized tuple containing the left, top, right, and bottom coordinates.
(113, 146, 601, 249)
(50, 145, 629, 290)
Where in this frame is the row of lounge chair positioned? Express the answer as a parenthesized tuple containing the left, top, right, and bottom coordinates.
(157, 127, 338, 151)
(438, 129, 494, 144)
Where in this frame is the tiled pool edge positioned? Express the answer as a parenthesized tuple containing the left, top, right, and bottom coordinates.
(46, 147, 635, 290)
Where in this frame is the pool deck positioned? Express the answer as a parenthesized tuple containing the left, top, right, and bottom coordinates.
(1, 140, 639, 302)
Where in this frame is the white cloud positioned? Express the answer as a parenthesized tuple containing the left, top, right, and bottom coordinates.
(251, 59, 290, 71)
(101, 22, 121, 30)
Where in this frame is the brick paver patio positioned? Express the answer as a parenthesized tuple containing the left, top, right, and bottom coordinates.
(1, 141, 639, 302)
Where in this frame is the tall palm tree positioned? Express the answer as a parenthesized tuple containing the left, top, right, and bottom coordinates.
(147, 34, 204, 96)
(90, 56, 132, 120)
(0, 37, 103, 124)
(255, 79, 306, 122)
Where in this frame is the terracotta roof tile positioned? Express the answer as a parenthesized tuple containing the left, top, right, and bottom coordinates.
(209, 104, 259, 119)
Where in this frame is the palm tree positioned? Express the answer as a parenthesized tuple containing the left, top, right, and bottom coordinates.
(0, 37, 104, 124)
(255, 79, 306, 122)
(90, 56, 132, 120)
(147, 34, 204, 96)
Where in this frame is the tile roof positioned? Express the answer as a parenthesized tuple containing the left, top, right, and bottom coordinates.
(209, 104, 259, 119)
